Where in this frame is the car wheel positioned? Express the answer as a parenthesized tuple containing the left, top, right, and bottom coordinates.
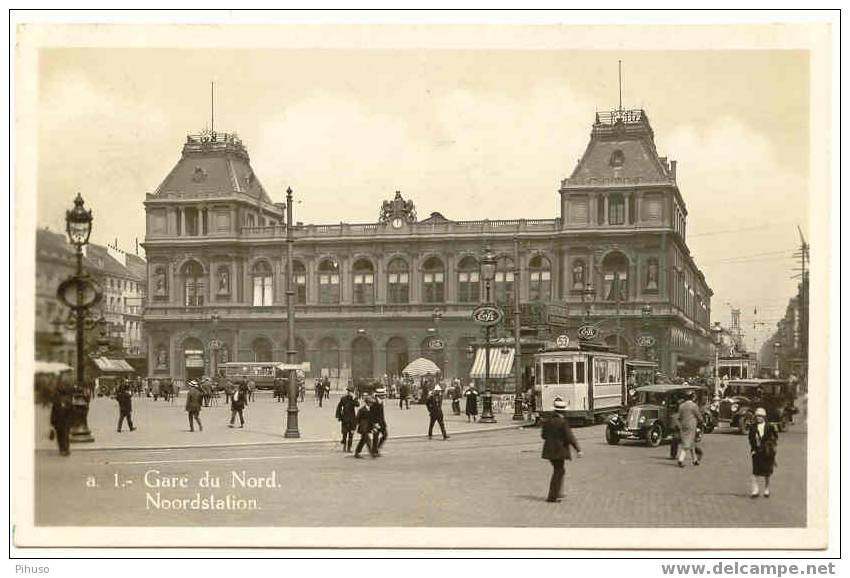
(702, 414, 715, 434)
(646, 424, 663, 447)
(605, 425, 620, 445)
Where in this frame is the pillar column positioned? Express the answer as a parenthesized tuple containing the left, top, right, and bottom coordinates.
(376, 256, 386, 304)
(307, 258, 318, 305)
(340, 256, 351, 304)
(180, 208, 187, 237)
(445, 252, 456, 303)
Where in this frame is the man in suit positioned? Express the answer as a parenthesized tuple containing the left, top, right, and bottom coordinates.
(540, 398, 582, 503)
(426, 385, 450, 440)
(371, 388, 388, 455)
(185, 380, 204, 432)
(115, 384, 136, 433)
(50, 383, 74, 456)
(335, 386, 359, 452)
(353, 398, 376, 458)
(398, 379, 410, 410)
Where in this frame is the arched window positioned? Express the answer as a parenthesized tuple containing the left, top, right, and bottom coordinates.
(251, 337, 273, 362)
(457, 256, 479, 303)
(385, 336, 409, 377)
(608, 194, 625, 225)
(422, 257, 445, 303)
(252, 260, 273, 306)
(494, 256, 515, 304)
(528, 255, 552, 301)
(216, 265, 231, 295)
(181, 260, 205, 307)
(352, 259, 375, 305)
(292, 260, 306, 305)
(387, 258, 409, 304)
(318, 259, 340, 304)
(644, 257, 659, 292)
(602, 252, 629, 302)
(571, 259, 587, 291)
(351, 336, 374, 381)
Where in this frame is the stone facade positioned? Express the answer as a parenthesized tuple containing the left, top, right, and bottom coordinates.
(143, 111, 715, 385)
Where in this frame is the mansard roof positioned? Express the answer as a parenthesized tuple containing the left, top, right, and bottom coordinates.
(152, 131, 272, 204)
(563, 109, 677, 188)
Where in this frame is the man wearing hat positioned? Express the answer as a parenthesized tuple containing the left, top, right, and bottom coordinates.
(426, 385, 449, 440)
(540, 397, 582, 503)
(335, 386, 359, 452)
(185, 380, 204, 432)
(371, 388, 388, 454)
(353, 397, 377, 458)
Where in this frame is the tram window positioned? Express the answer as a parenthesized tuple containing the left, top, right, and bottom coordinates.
(559, 362, 574, 384)
(543, 363, 558, 384)
(575, 361, 585, 383)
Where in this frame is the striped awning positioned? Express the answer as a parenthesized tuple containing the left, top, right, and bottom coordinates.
(402, 357, 441, 377)
(469, 348, 515, 379)
(92, 357, 135, 373)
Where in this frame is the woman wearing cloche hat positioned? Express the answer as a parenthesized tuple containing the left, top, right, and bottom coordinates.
(748, 406, 779, 498)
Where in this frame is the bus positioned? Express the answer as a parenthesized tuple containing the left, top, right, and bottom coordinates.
(221, 362, 302, 390)
(533, 343, 627, 424)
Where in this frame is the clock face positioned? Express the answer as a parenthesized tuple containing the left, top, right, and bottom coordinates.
(391, 217, 404, 229)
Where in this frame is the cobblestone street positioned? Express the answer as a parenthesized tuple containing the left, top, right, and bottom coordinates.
(35, 415, 807, 528)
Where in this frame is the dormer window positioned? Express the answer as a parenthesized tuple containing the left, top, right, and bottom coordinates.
(191, 167, 207, 183)
(609, 149, 625, 167)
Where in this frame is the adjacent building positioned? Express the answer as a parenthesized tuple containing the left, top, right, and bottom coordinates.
(143, 108, 715, 386)
(35, 228, 148, 371)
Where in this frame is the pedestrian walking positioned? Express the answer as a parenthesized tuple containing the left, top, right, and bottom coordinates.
(247, 379, 256, 403)
(335, 386, 359, 452)
(151, 378, 161, 401)
(426, 385, 449, 440)
(223, 379, 235, 404)
(323, 377, 331, 400)
(398, 379, 410, 410)
(353, 398, 376, 458)
(464, 385, 479, 423)
(274, 376, 287, 404)
(675, 390, 704, 467)
(450, 380, 462, 416)
(540, 397, 582, 503)
(298, 377, 306, 403)
(185, 380, 204, 432)
(229, 383, 248, 428)
(115, 384, 136, 433)
(49, 383, 74, 456)
(371, 388, 388, 454)
(748, 407, 779, 498)
(200, 379, 212, 407)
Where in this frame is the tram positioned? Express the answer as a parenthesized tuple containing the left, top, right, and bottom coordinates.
(533, 343, 628, 424)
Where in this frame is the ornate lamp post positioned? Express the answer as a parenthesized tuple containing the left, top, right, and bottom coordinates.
(284, 187, 300, 438)
(640, 303, 653, 360)
(57, 193, 102, 443)
(209, 311, 220, 378)
(512, 237, 524, 421)
(479, 246, 498, 424)
(581, 282, 595, 322)
(773, 341, 782, 378)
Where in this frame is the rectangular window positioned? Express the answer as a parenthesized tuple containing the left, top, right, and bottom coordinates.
(253, 276, 273, 306)
(575, 361, 585, 383)
(558, 362, 574, 384)
(543, 362, 559, 384)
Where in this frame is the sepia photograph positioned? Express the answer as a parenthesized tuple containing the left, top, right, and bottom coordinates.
(10, 13, 836, 554)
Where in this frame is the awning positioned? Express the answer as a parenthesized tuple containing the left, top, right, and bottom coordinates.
(92, 357, 135, 373)
(34, 361, 73, 375)
(469, 348, 515, 379)
(402, 357, 441, 377)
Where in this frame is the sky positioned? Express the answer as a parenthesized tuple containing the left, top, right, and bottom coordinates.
(35, 47, 810, 353)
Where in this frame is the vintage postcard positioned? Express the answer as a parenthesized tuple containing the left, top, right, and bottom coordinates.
(11, 16, 835, 550)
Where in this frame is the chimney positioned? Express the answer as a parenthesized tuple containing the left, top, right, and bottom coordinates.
(670, 160, 677, 180)
(135, 238, 139, 255)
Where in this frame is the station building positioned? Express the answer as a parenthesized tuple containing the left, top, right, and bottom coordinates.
(142, 108, 714, 386)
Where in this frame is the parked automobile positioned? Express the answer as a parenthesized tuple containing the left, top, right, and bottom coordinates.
(605, 384, 713, 447)
(711, 379, 797, 433)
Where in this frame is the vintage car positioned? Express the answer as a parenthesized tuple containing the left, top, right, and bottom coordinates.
(605, 384, 714, 447)
(711, 379, 797, 433)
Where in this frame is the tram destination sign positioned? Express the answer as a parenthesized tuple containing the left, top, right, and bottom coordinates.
(471, 304, 503, 327)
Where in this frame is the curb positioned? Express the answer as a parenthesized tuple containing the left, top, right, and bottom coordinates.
(38, 421, 534, 453)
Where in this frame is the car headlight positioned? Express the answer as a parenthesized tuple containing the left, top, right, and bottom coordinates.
(638, 416, 646, 424)
(731, 403, 739, 413)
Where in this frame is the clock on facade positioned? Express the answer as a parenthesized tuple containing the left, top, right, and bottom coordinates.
(391, 217, 404, 229)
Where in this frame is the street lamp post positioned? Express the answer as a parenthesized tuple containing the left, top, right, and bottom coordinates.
(209, 312, 220, 378)
(284, 187, 300, 438)
(58, 193, 102, 443)
(581, 282, 595, 323)
(479, 246, 497, 424)
(512, 237, 524, 422)
(641, 303, 652, 360)
(431, 308, 444, 379)
(773, 341, 782, 378)
(711, 321, 723, 392)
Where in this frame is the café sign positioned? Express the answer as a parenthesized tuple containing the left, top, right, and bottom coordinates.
(577, 325, 599, 341)
(471, 304, 503, 327)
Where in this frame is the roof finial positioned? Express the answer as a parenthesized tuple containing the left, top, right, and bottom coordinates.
(618, 60, 623, 112)
(210, 80, 215, 134)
